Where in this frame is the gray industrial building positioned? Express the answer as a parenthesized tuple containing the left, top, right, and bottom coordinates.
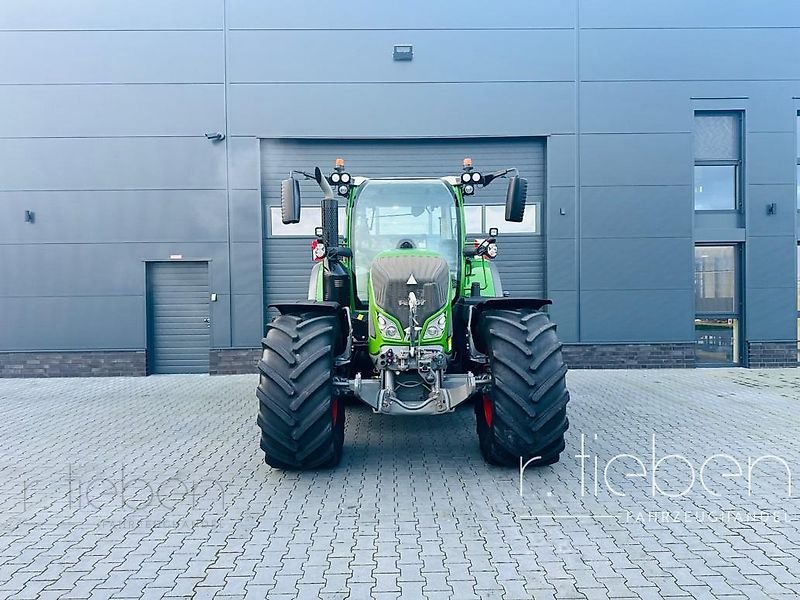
(1, 1, 799, 376)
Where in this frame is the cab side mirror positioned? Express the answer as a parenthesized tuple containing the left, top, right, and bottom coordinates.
(504, 175, 527, 222)
(280, 177, 301, 224)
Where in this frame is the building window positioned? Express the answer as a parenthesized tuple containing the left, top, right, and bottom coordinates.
(695, 245, 741, 365)
(269, 206, 346, 237)
(485, 204, 537, 234)
(463, 204, 539, 235)
(463, 205, 483, 234)
(694, 112, 742, 211)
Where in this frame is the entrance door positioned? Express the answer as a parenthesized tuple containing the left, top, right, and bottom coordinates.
(146, 261, 210, 374)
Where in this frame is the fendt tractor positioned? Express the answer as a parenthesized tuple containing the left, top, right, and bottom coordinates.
(256, 158, 570, 469)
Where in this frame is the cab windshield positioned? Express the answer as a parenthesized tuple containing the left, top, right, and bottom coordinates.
(351, 179, 459, 302)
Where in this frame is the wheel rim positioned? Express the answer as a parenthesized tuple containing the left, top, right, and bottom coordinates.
(482, 394, 493, 428)
(331, 398, 339, 426)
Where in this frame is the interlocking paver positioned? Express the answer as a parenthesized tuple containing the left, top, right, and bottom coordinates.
(0, 370, 799, 599)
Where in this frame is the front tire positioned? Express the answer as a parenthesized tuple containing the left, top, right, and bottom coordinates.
(475, 309, 569, 466)
(256, 312, 344, 469)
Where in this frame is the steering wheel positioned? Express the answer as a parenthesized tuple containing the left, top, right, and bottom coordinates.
(396, 239, 416, 249)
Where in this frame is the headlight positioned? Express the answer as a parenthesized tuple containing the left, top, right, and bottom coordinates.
(486, 242, 498, 259)
(330, 172, 341, 183)
(338, 184, 349, 196)
(340, 172, 351, 183)
(423, 313, 448, 340)
(376, 313, 401, 340)
(463, 184, 474, 195)
(471, 172, 481, 183)
(461, 172, 471, 183)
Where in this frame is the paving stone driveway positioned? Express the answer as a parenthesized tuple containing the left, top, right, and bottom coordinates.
(1, 369, 799, 599)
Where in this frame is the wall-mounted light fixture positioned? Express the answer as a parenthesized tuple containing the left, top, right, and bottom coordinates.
(205, 132, 225, 142)
(393, 44, 413, 61)
(25, 210, 35, 223)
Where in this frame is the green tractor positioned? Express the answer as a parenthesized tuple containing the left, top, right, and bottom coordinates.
(256, 158, 569, 469)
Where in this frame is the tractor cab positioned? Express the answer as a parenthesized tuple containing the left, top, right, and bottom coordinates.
(349, 177, 461, 308)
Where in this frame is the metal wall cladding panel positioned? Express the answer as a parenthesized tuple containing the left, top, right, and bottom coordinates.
(746, 132, 798, 185)
(745, 237, 798, 290)
(260, 138, 546, 319)
(0, 295, 144, 351)
(580, 289, 695, 343)
(745, 287, 798, 341)
(0, 84, 224, 138)
(227, 82, 575, 138)
(580, 237, 693, 292)
(229, 242, 263, 294)
(746, 184, 797, 237)
(228, 29, 575, 83)
(580, 186, 693, 239)
(0, 31, 224, 84)
(226, 0, 576, 29)
(546, 135, 577, 187)
(580, 133, 693, 187)
(146, 262, 210, 374)
(229, 190, 263, 242)
(228, 138, 261, 191)
(547, 239, 577, 291)
(231, 293, 264, 347)
(0, 138, 226, 191)
(0, 191, 228, 244)
(0, 244, 146, 297)
(580, 0, 800, 29)
(581, 82, 692, 134)
(581, 29, 800, 82)
(0, 0, 223, 30)
(546, 186, 577, 239)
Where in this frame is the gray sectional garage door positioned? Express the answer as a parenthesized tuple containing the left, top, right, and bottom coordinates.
(146, 261, 210, 374)
(260, 138, 545, 319)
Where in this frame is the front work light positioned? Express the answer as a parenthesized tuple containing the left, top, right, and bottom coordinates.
(376, 314, 401, 340)
(423, 313, 448, 340)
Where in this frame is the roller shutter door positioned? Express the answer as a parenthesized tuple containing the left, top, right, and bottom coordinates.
(261, 138, 545, 319)
(146, 261, 210, 374)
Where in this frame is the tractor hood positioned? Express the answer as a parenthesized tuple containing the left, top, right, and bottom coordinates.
(369, 249, 450, 342)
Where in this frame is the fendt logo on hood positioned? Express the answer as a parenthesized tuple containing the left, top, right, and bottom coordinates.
(406, 274, 417, 285)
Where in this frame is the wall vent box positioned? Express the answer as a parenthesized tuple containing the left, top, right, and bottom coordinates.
(393, 45, 413, 61)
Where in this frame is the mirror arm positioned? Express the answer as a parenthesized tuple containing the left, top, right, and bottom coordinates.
(482, 167, 518, 187)
(289, 170, 316, 180)
(286, 168, 335, 200)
